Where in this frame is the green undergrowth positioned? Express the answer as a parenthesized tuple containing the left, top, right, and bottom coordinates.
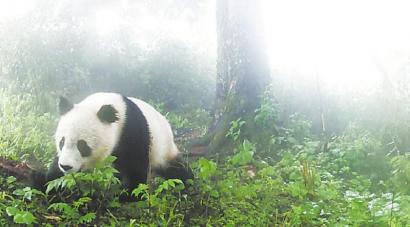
(1, 136, 410, 226)
(1, 92, 410, 226)
(0, 91, 56, 164)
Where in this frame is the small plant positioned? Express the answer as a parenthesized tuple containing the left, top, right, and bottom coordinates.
(226, 118, 246, 142)
(43, 156, 121, 225)
(130, 179, 187, 225)
(5, 206, 36, 225)
(254, 85, 280, 129)
(231, 140, 255, 166)
(0, 91, 55, 163)
(166, 112, 189, 130)
(1, 181, 45, 225)
(391, 154, 410, 194)
(195, 158, 217, 180)
(299, 160, 315, 194)
(48, 197, 96, 225)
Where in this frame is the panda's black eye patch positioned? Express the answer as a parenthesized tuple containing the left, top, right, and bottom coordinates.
(77, 140, 92, 157)
(59, 137, 65, 150)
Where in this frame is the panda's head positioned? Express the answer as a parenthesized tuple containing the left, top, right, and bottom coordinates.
(55, 94, 124, 174)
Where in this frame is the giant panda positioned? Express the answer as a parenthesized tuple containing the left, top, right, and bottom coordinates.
(34, 92, 193, 201)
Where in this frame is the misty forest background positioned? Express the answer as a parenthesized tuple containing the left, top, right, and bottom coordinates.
(1, 0, 410, 226)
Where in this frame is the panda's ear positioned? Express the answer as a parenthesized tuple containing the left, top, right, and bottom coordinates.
(97, 105, 119, 123)
(58, 96, 73, 115)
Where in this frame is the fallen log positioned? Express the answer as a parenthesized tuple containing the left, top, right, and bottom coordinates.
(0, 156, 36, 183)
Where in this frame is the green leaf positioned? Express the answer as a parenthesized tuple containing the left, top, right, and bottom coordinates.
(231, 140, 255, 165)
(6, 207, 18, 216)
(210, 190, 219, 198)
(73, 197, 91, 209)
(13, 211, 36, 224)
(129, 219, 137, 227)
(6, 176, 16, 184)
(131, 184, 149, 197)
(46, 177, 64, 194)
(197, 158, 217, 180)
(48, 203, 75, 217)
(79, 212, 96, 223)
(155, 179, 183, 194)
(259, 166, 275, 176)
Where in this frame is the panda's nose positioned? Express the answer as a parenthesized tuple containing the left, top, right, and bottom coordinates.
(59, 164, 73, 171)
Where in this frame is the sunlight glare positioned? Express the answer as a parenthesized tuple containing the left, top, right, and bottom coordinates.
(261, 0, 410, 87)
(0, 0, 36, 21)
(94, 9, 120, 35)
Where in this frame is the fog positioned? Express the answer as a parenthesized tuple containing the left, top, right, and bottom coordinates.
(2, 0, 409, 90)
(1, 0, 410, 138)
(263, 0, 410, 89)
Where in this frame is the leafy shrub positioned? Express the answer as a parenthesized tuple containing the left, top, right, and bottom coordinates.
(0, 176, 46, 225)
(0, 91, 56, 164)
(391, 154, 410, 194)
(326, 124, 391, 185)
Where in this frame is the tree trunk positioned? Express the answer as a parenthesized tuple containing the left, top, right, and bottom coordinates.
(191, 0, 270, 154)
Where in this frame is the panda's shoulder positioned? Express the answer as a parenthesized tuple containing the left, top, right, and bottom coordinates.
(127, 97, 168, 125)
(82, 93, 123, 104)
(79, 92, 126, 111)
(127, 98, 154, 112)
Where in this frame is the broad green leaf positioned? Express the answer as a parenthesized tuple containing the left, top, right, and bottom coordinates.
(13, 211, 36, 224)
(6, 207, 18, 216)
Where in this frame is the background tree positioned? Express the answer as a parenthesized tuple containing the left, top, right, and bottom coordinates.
(193, 0, 270, 153)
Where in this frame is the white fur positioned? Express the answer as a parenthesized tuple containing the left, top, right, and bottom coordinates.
(129, 98, 179, 168)
(56, 92, 178, 174)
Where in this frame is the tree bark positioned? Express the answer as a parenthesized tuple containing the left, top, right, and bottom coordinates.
(190, 0, 270, 154)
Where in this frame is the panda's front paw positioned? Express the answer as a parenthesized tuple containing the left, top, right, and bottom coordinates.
(28, 170, 47, 192)
(118, 192, 142, 203)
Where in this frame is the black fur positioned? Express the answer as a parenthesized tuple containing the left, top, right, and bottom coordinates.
(77, 140, 91, 157)
(58, 96, 73, 115)
(59, 137, 65, 150)
(112, 96, 194, 201)
(29, 171, 47, 192)
(46, 156, 64, 182)
(97, 105, 119, 123)
(155, 158, 194, 183)
(30, 156, 63, 192)
(113, 96, 151, 202)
